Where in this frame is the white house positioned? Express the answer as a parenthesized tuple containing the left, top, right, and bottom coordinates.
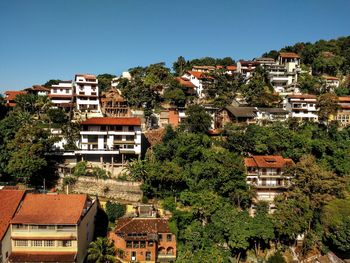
(181, 71, 214, 98)
(284, 94, 318, 121)
(76, 117, 142, 167)
(49, 81, 74, 110)
(74, 74, 101, 114)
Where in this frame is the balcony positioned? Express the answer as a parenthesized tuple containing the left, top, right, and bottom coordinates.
(251, 183, 288, 189)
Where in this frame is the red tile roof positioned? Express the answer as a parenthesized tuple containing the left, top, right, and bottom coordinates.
(5, 91, 26, 101)
(244, 156, 294, 169)
(323, 76, 339, 81)
(115, 218, 171, 236)
(11, 194, 88, 225)
(226, 65, 237, 71)
(287, 94, 317, 99)
(187, 71, 214, 80)
(9, 252, 76, 262)
(75, 74, 96, 80)
(279, 52, 300, 58)
(338, 96, 350, 102)
(81, 117, 141, 126)
(0, 190, 25, 241)
(175, 77, 195, 88)
(24, 85, 50, 92)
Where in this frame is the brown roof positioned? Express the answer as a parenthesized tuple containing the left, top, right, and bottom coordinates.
(323, 76, 339, 81)
(239, 60, 260, 66)
(81, 117, 141, 126)
(0, 190, 25, 240)
(226, 65, 237, 71)
(192, 65, 216, 70)
(115, 218, 171, 235)
(175, 77, 195, 88)
(75, 74, 96, 80)
(279, 52, 300, 58)
(11, 194, 88, 225)
(287, 94, 317, 99)
(5, 91, 26, 101)
(244, 155, 294, 169)
(25, 85, 50, 92)
(224, 106, 257, 118)
(9, 252, 76, 263)
(338, 96, 350, 102)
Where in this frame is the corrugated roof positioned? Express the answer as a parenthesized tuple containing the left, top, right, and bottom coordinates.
(11, 194, 88, 225)
(0, 190, 25, 240)
(81, 117, 141, 126)
(225, 106, 257, 118)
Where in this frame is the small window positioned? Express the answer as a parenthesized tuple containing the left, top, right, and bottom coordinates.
(66, 89, 69, 94)
(44, 240, 54, 247)
(62, 240, 72, 247)
(126, 241, 132, 248)
(158, 234, 163, 241)
(167, 234, 172, 242)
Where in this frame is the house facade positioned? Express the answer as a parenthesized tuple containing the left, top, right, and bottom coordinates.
(244, 156, 294, 211)
(49, 81, 74, 110)
(335, 96, 350, 127)
(4, 91, 27, 107)
(215, 106, 257, 128)
(76, 117, 142, 166)
(0, 189, 25, 263)
(110, 218, 176, 263)
(8, 193, 97, 263)
(284, 94, 318, 121)
(74, 74, 101, 114)
(181, 71, 214, 98)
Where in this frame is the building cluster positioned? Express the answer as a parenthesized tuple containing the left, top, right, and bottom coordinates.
(0, 189, 175, 263)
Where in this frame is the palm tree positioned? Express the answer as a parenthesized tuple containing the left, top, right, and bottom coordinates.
(87, 237, 116, 263)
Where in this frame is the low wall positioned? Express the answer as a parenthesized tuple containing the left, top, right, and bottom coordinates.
(64, 177, 143, 203)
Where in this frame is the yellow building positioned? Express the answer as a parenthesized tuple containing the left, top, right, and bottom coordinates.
(8, 193, 97, 263)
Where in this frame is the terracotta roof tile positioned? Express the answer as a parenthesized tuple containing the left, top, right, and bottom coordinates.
(11, 194, 88, 225)
(244, 156, 294, 169)
(226, 65, 237, 71)
(5, 91, 26, 101)
(279, 52, 300, 58)
(338, 96, 350, 102)
(0, 190, 25, 240)
(81, 117, 141, 126)
(115, 218, 171, 236)
(175, 77, 195, 88)
(187, 71, 214, 80)
(9, 252, 76, 262)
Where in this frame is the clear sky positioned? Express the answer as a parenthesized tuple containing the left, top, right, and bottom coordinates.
(0, 0, 349, 91)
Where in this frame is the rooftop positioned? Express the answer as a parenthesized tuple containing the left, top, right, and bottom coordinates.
(244, 155, 294, 169)
(287, 94, 317, 99)
(4, 91, 27, 101)
(224, 106, 257, 118)
(175, 77, 196, 88)
(81, 117, 141, 126)
(279, 52, 300, 58)
(11, 194, 89, 225)
(0, 190, 25, 240)
(115, 218, 171, 236)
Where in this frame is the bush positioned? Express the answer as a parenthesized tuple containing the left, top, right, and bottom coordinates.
(267, 251, 286, 263)
(73, 161, 87, 177)
(105, 201, 126, 223)
(63, 176, 77, 186)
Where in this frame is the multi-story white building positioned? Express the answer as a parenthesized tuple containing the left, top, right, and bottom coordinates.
(74, 74, 101, 114)
(323, 76, 340, 92)
(244, 155, 294, 211)
(49, 81, 74, 110)
(76, 117, 142, 166)
(236, 60, 260, 79)
(284, 94, 318, 121)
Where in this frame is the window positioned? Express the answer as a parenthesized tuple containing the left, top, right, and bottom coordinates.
(32, 240, 43, 246)
(133, 241, 139, 248)
(158, 234, 163, 241)
(167, 234, 172, 242)
(148, 241, 154, 247)
(53, 89, 57, 93)
(146, 252, 151, 261)
(126, 241, 132, 248)
(131, 251, 136, 261)
(126, 135, 134, 141)
(62, 240, 72, 247)
(15, 240, 28, 247)
(66, 89, 69, 94)
(140, 241, 146, 248)
(44, 240, 54, 247)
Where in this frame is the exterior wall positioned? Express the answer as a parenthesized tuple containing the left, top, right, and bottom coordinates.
(77, 199, 98, 263)
(11, 225, 78, 254)
(51, 83, 73, 96)
(74, 76, 101, 113)
(284, 98, 318, 121)
(157, 233, 176, 262)
(1, 229, 12, 263)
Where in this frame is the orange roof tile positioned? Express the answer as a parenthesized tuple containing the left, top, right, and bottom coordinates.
(244, 156, 294, 169)
(187, 71, 214, 80)
(338, 96, 350, 102)
(226, 65, 237, 71)
(81, 117, 141, 126)
(323, 76, 339, 81)
(175, 77, 195, 88)
(11, 194, 88, 225)
(0, 190, 25, 240)
(115, 218, 171, 236)
(75, 74, 96, 80)
(279, 52, 300, 58)
(9, 252, 76, 262)
(5, 91, 26, 101)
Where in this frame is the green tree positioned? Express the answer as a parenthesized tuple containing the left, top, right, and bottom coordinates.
(87, 237, 116, 263)
(173, 56, 187, 76)
(73, 161, 87, 177)
(316, 92, 339, 124)
(47, 108, 68, 124)
(184, 105, 212, 133)
(321, 198, 350, 251)
(15, 94, 37, 114)
(43, 79, 61, 88)
(105, 201, 126, 223)
(97, 74, 116, 92)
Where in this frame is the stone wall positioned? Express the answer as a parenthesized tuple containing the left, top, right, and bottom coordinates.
(63, 177, 143, 203)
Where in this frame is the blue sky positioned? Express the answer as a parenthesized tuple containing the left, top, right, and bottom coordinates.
(0, 0, 349, 91)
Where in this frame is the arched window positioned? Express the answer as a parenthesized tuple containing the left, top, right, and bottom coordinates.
(158, 247, 166, 255)
(166, 247, 174, 255)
